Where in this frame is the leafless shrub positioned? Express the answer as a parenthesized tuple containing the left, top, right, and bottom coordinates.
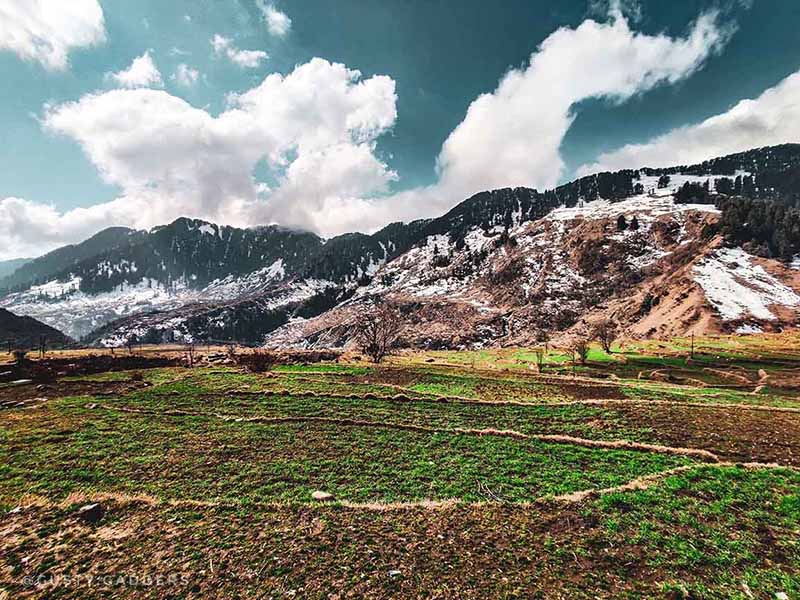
(570, 338, 590, 365)
(592, 319, 617, 354)
(535, 326, 551, 351)
(353, 302, 403, 364)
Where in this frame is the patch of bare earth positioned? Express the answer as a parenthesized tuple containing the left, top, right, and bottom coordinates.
(0, 380, 147, 407)
(611, 404, 800, 466)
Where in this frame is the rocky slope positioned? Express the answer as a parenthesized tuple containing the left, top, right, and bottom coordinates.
(1, 145, 799, 348)
(266, 170, 800, 349)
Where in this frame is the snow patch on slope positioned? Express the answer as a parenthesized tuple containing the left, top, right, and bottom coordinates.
(0, 277, 196, 339)
(693, 247, 800, 321)
(202, 259, 286, 300)
(548, 195, 718, 224)
(0, 258, 296, 339)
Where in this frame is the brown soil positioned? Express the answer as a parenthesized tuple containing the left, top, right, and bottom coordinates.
(0, 354, 181, 384)
(610, 403, 800, 466)
(1, 484, 795, 600)
(0, 379, 147, 406)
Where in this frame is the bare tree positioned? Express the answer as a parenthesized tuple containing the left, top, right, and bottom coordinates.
(353, 302, 402, 364)
(570, 337, 590, 365)
(592, 320, 617, 354)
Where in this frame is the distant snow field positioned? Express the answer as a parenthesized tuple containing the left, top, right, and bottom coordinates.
(0, 276, 197, 339)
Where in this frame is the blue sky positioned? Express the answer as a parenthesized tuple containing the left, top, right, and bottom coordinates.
(1, 0, 799, 259)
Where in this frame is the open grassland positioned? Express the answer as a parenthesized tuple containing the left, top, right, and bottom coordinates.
(1, 334, 799, 598)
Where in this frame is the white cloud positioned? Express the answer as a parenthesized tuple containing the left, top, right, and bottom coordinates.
(171, 63, 200, 87)
(0, 58, 397, 258)
(108, 51, 163, 88)
(211, 34, 268, 69)
(257, 2, 291, 37)
(432, 8, 731, 202)
(0, 194, 147, 260)
(292, 6, 734, 234)
(578, 69, 800, 174)
(0, 8, 735, 258)
(0, 0, 106, 70)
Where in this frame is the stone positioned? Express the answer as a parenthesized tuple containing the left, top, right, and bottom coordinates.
(388, 570, 402, 578)
(311, 490, 334, 502)
(76, 503, 104, 524)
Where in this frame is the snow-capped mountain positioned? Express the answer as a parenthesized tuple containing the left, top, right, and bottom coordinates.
(0, 216, 426, 341)
(2, 144, 800, 347)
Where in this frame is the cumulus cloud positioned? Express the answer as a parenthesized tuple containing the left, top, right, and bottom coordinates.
(0, 0, 106, 70)
(577, 69, 800, 174)
(211, 34, 268, 68)
(293, 6, 735, 233)
(0, 195, 144, 260)
(257, 2, 291, 37)
(0, 8, 736, 258)
(259, 7, 734, 232)
(0, 58, 397, 258)
(171, 63, 200, 87)
(107, 51, 163, 88)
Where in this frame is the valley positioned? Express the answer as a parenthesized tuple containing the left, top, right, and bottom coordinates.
(1, 144, 800, 599)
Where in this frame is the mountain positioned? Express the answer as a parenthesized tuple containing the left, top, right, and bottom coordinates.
(0, 227, 139, 293)
(0, 258, 31, 280)
(1, 144, 799, 348)
(0, 308, 72, 349)
(266, 146, 800, 349)
(0, 216, 427, 340)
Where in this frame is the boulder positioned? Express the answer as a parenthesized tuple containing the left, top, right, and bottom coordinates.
(76, 503, 104, 524)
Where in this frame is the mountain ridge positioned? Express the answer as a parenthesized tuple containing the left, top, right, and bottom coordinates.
(1, 144, 799, 346)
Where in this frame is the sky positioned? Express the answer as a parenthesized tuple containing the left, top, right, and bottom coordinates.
(0, 0, 799, 259)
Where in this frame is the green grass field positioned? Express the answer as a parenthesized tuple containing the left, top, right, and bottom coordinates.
(1, 335, 799, 598)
